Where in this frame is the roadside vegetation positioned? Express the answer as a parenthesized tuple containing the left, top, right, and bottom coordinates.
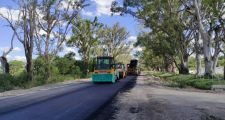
(0, 53, 89, 92)
(147, 71, 225, 90)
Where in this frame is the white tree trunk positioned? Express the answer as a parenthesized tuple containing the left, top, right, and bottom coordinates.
(194, 0, 213, 76)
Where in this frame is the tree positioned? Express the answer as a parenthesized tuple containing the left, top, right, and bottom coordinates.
(111, 0, 225, 77)
(0, 0, 38, 80)
(98, 23, 130, 59)
(194, 0, 224, 77)
(35, 0, 87, 80)
(0, 33, 15, 74)
(67, 17, 102, 75)
(54, 53, 77, 75)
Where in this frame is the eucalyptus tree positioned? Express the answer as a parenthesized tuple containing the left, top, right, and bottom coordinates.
(67, 17, 102, 75)
(194, 0, 224, 77)
(0, 0, 38, 80)
(112, 0, 225, 76)
(112, 0, 196, 73)
(35, 0, 87, 80)
(98, 23, 130, 60)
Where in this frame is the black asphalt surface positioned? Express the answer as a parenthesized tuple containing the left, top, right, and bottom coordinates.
(0, 76, 135, 120)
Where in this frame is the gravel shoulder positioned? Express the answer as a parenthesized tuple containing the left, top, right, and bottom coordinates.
(94, 75, 225, 120)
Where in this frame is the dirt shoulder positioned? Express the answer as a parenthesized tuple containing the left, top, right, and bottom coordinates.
(94, 75, 225, 120)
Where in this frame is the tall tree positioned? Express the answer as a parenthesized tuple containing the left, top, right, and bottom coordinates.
(194, 0, 224, 77)
(0, 0, 38, 80)
(98, 23, 130, 59)
(67, 17, 102, 75)
(35, 0, 86, 80)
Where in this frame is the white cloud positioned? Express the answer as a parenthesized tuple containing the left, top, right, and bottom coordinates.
(0, 47, 22, 53)
(59, 0, 82, 10)
(128, 36, 137, 42)
(81, 10, 95, 17)
(13, 47, 22, 52)
(63, 46, 81, 60)
(91, 0, 114, 16)
(13, 56, 26, 62)
(0, 7, 20, 22)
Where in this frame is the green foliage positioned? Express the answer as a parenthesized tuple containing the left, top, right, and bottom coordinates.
(189, 57, 196, 69)
(98, 23, 130, 58)
(148, 71, 225, 90)
(9, 60, 25, 75)
(67, 17, 102, 74)
(67, 17, 102, 59)
(0, 74, 14, 92)
(217, 57, 224, 67)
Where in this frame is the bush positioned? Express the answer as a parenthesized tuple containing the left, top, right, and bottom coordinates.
(0, 74, 14, 92)
(9, 60, 25, 75)
(149, 71, 225, 90)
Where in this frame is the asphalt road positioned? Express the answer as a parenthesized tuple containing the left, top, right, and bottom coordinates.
(0, 76, 135, 120)
(94, 75, 225, 120)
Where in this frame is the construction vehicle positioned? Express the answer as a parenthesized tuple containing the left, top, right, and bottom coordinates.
(92, 56, 119, 83)
(127, 59, 139, 75)
(116, 63, 126, 79)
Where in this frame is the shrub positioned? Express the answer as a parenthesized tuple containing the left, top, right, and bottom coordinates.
(149, 71, 225, 90)
(0, 74, 14, 92)
(9, 60, 25, 76)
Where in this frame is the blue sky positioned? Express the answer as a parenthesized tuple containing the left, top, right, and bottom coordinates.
(0, 0, 141, 61)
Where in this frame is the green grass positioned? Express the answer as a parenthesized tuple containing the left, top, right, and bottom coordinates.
(147, 71, 225, 90)
(0, 73, 92, 92)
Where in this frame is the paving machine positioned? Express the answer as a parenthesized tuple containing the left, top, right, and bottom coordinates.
(127, 59, 139, 75)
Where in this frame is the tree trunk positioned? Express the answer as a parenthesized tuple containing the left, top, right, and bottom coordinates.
(195, 32, 202, 76)
(195, 53, 201, 76)
(0, 56, 9, 74)
(194, 0, 213, 77)
(179, 53, 189, 74)
(224, 54, 225, 80)
(212, 56, 218, 74)
(24, 45, 33, 81)
(164, 56, 174, 73)
(26, 56, 33, 81)
(83, 58, 89, 76)
(44, 28, 51, 80)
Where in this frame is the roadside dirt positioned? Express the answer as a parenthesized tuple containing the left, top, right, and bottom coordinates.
(93, 75, 225, 120)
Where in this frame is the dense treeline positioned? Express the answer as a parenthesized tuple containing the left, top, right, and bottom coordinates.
(112, 0, 225, 78)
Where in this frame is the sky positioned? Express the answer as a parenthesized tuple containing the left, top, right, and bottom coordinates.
(0, 0, 142, 62)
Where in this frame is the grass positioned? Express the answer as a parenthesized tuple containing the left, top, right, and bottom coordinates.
(0, 73, 92, 92)
(147, 71, 225, 90)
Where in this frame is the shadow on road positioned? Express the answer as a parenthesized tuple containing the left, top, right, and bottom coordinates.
(87, 75, 138, 120)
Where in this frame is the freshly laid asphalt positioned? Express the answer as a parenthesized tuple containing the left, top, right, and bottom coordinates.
(0, 76, 135, 120)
